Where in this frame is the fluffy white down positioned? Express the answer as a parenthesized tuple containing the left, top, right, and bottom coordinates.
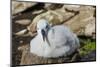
(30, 19, 80, 58)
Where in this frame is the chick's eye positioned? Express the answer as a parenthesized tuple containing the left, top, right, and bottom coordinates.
(46, 25, 48, 29)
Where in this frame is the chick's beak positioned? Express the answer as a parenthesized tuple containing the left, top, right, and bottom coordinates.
(41, 29, 46, 41)
(41, 29, 51, 46)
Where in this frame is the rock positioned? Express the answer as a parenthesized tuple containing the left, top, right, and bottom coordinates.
(28, 9, 75, 33)
(62, 5, 80, 11)
(18, 44, 29, 51)
(25, 6, 96, 37)
(84, 17, 95, 36)
(63, 6, 95, 35)
(80, 50, 96, 61)
(32, 10, 44, 15)
(15, 19, 31, 25)
(12, 1, 37, 15)
(44, 3, 52, 9)
(14, 29, 27, 36)
(44, 3, 63, 10)
(20, 44, 70, 65)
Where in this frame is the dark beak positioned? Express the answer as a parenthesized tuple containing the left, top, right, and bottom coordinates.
(41, 29, 46, 41)
(41, 29, 51, 46)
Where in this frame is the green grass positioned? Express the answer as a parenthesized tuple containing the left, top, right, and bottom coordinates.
(79, 39, 96, 56)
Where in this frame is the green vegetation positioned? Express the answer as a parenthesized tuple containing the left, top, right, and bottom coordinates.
(79, 39, 96, 56)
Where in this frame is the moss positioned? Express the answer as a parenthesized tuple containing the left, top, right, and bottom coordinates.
(79, 39, 96, 56)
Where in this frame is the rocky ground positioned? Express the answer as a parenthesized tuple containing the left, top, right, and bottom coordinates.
(12, 1, 96, 66)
